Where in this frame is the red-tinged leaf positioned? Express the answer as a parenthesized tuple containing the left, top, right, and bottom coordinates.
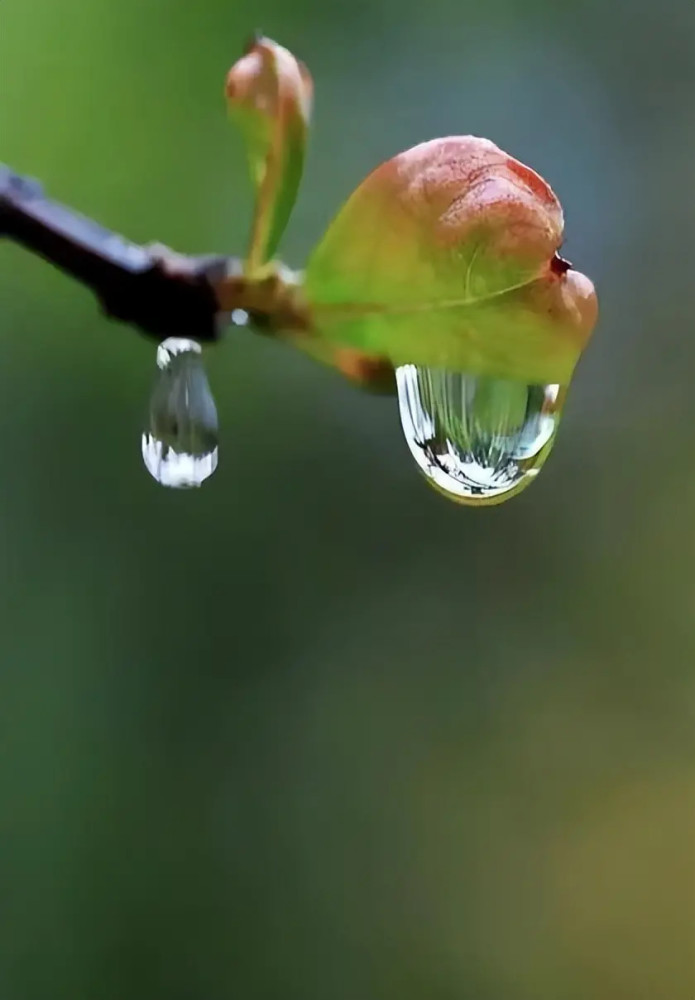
(304, 137, 598, 384)
(226, 36, 312, 273)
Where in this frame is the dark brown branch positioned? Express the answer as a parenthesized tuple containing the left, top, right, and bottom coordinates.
(0, 163, 236, 342)
(0, 165, 397, 395)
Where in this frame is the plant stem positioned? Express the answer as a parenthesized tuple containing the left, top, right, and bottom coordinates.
(0, 163, 234, 343)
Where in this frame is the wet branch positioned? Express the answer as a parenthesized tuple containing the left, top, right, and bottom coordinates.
(0, 163, 239, 343)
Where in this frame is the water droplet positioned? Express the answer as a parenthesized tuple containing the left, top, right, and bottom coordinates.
(142, 338, 219, 488)
(396, 365, 563, 505)
(231, 308, 249, 326)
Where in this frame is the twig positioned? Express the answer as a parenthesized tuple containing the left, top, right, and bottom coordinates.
(0, 163, 236, 342)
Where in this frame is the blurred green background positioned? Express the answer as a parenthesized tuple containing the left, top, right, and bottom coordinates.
(1, 1, 694, 998)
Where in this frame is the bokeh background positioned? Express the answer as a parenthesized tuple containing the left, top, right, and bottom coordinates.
(1, 1, 694, 997)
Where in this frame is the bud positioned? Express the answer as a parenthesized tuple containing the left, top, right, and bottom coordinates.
(226, 36, 313, 273)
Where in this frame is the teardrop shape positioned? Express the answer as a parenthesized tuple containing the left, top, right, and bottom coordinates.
(141, 338, 219, 488)
(396, 364, 563, 505)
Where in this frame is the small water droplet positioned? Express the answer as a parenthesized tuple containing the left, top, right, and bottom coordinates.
(142, 337, 219, 488)
(396, 365, 563, 505)
(231, 308, 249, 326)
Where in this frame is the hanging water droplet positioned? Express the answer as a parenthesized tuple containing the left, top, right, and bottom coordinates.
(396, 365, 564, 505)
(141, 337, 219, 488)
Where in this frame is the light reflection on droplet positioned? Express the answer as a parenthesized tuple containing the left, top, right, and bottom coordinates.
(142, 337, 219, 489)
(141, 434, 218, 488)
(155, 336, 201, 369)
(396, 365, 564, 506)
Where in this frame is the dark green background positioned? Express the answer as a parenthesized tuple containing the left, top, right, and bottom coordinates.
(1, 1, 693, 997)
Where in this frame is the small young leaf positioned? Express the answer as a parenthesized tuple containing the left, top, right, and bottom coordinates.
(226, 36, 312, 273)
(304, 137, 598, 384)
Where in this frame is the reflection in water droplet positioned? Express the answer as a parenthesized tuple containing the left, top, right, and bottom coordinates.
(396, 365, 564, 505)
(142, 337, 219, 488)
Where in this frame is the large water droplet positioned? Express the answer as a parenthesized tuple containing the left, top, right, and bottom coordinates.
(396, 365, 563, 505)
(141, 338, 219, 488)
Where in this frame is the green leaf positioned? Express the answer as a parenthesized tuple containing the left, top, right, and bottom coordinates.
(226, 37, 312, 273)
(304, 137, 597, 384)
